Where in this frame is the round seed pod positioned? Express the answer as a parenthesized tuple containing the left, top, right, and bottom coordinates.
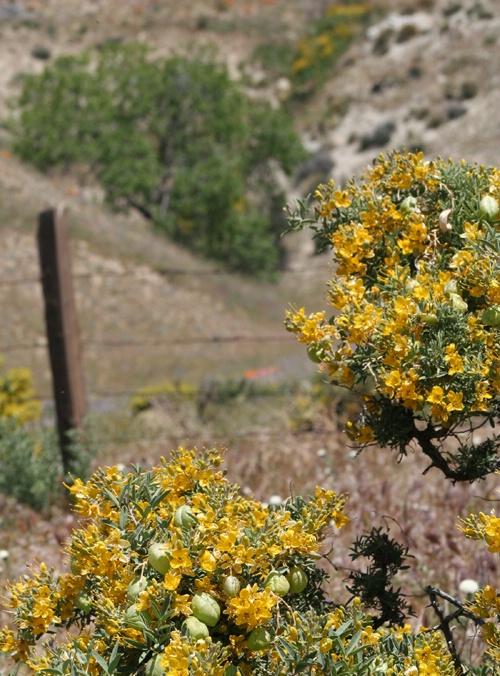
(222, 575, 241, 598)
(191, 592, 221, 627)
(148, 543, 172, 575)
(264, 571, 290, 596)
(182, 616, 210, 639)
(247, 626, 271, 651)
(286, 566, 309, 594)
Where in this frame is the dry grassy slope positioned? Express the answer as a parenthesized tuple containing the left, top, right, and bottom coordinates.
(1, 0, 500, 393)
(0, 0, 338, 398)
(0, 150, 331, 399)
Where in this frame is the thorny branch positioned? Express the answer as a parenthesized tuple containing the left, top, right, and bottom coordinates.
(425, 585, 485, 674)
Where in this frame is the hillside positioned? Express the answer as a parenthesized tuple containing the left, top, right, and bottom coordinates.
(0, 0, 499, 397)
(2, 0, 499, 169)
(0, 148, 330, 398)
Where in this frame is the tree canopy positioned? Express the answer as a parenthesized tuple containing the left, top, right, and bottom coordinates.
(11, 43, 306, 276)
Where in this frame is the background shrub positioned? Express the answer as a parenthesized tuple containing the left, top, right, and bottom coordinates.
(9, 44, 306, 277)
(0, 358, 96, 509)
(291, 3, 373, 97)
(0, 362, 40, 424)
(0, 420, 63, 510)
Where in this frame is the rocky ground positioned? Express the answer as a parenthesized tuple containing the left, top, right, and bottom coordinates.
(2, 0, 500, 176)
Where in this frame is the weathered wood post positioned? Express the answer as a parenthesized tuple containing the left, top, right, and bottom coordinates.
(37, 206, 87, 477)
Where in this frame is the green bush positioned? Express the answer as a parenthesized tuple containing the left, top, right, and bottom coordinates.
(0, 418, 97, 510)
(0, 420, 63, 510)
(9, 44, 306, 277)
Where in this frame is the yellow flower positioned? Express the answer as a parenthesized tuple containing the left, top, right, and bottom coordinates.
(169, 546, 193, 575)
(320, 637, 333, 653)
(445, 390, 464, 412)
(382, 370, 401, 397)
(171, 593, 192, 618)
(444, 344, 464, 375)
(199, 550, 217, 573)
(361, 626, 380, 646)
(280, 523, 317, 554)
(484, 515, 500, 554)
(225, 585, 275, 631)
(426, 386, 444, 405)
(164, 572, 182, 591)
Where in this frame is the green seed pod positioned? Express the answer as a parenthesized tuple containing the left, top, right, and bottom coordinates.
(126, 577, 149, 603)
(70, 556, 83, 576)
(422, 313, 438, 326)
(400, 196, 418, 213)
(449, 293, 468, 313)
(173, 505, 197, 529)
(148, 543, 172, 575)
(481, 305, 500, 326)
(76, 592, 92, 614)
(182, 616, 210, 639)
(124, 604, 153, 629)
(444, 279, 459, 297)
(286, 567, 309, 594)
(264, 571, 290, 596)
(247, 626, 271, 651)
(224, 665, 243, 676)
(479, 195, 500, 223)
(191, 592, 221, 627)
(307, 344, 323, 364)
(405, 278, 419, 294)
(222, 575, 241, 598)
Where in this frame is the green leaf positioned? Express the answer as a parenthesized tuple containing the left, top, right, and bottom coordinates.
(91, 650, 110, 674)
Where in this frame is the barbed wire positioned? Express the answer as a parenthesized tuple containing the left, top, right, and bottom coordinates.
(0, 343, 47, 352)
(83, 334, 293, 348)
(0, 333, 294, 353)
(84, 427, 336, 448)
(0, 276, 41, 286)
(0, 256, 313, 418)
(0, 260, 330, 288)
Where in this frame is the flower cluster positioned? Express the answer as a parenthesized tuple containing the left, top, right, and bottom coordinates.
(291, 3, 372, 93)
(0, 358, 40, 424)
(458, 488, 500, 664)
(286, 150, 500, 480)
(0, 447, 456, 675)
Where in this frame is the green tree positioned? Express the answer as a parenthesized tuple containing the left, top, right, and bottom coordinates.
(10, 44, 306, 276)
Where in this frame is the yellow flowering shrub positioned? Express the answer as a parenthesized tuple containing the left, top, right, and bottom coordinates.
(286, 150, 500, 481)
(459, 498, 500, 665)
(0, 357, 40, 424)
(0, 447, 456, 675)
(291, 3, 372, 95)
(130, 381, 198, 415)
(0, 358, 61, 509)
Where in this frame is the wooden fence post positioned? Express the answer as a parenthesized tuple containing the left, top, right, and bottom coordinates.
(37, 206, 87, 476)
